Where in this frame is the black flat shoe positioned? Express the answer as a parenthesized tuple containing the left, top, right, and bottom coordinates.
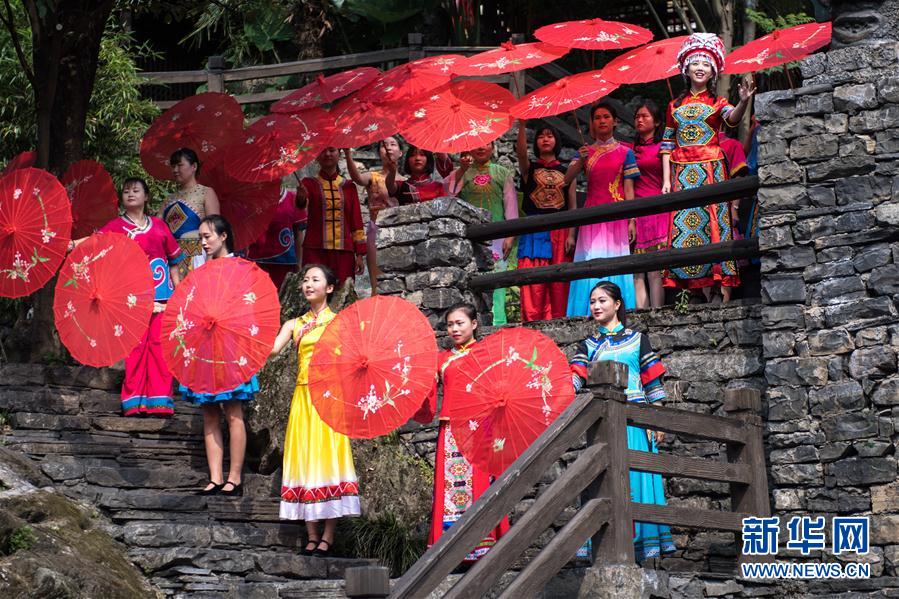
(197, 481, 224, 496)
(301, 539, 320, 556)
(313, 540, 332, 557)
(219, 481, 243, 497)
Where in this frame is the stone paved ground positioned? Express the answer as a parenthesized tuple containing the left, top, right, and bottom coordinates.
(0, 363, 376, 598)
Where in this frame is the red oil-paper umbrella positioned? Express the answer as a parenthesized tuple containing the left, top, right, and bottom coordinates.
(454, 40, 569, 76)
(308, 295, 438, 439)
(197, 153, 281, 251)
(604, 35, 690, 84)
(328, 93, 403, 149)
(397, 79, 515, 153)
(161, 257, 280, 394)
(0, 167, 72, 298)
(535, 18, 652, 51)
(61, 160, 119, 239)
(53, 233, 154, 367)
(443, 327, 575, 477)
(354, 55, 464, 105)
(140, 92, 244, 181)
(511, 70, 619, 119)
(2, 151, 36, 175)
(271, 67, 381, 113)
(724, 21, 832, 74)
(224, 109, 333, 183)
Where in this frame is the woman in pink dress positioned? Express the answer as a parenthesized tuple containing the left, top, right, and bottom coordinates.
(631, 100, 667, 309)
(563, 101, 640, 316)
(97, 178, 184, 416)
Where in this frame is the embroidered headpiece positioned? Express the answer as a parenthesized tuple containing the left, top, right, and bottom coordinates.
(677, 33, 726, 76)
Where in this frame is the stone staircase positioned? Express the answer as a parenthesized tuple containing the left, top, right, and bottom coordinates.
(0, 363, 376, 598)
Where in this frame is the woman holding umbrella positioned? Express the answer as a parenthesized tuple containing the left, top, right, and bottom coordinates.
(387, 146, 447, 205)
(89, 178, 185, 416)
(660, 33, 755, 303)
(182, 215, 259, 497)
(562, 101, 640, 316)
(271, 263, 360, 556)
(414, 302, 509, 562)
(160, 148, 220, 279)
(569, 281, 675, 562)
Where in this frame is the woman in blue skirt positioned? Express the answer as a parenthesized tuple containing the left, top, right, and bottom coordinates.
(569, 280, 676, 561)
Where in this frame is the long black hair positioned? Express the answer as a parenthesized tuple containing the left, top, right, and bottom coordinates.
(402, 145, 435, 176)
(199, 214, 234, 254)
(633, 99, 664, 146)
(589, 281, 627, 328)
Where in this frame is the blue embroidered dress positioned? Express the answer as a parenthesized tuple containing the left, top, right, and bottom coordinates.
(570, 324, 676, 561)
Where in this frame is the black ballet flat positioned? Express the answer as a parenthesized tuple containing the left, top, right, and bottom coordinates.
(301, 539, 320, 556)
(313, 540, 332, 557)
(219, 481, 243, 497)
(197, 481, 224, 496)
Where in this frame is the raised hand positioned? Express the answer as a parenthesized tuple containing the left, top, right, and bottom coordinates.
(738, 79, 756, 103)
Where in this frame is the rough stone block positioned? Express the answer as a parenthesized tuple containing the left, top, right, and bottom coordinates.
(840, 133, 877, 157)
(414, 238, 473, 267)
(880, 77, 899, 103)
(825, 113, 848, 134)
(754, 89, 796, 121)
(849, 106, 899, 133)
(875, 201, 899, 226)
(803, 261, 855, 284)
(663, 351, 762, 381)
(376, 246, 415, 271)
(825, 297, 896, 327)
(848, 346, 897, 379)
(790, 134, 839, 162)
(420, 197, 490, 225)
(794, 215, 836, 242)
(765, 357, 828, 386)
(404, 267, 467, 291)
(853, 243, 892, 272)
(771, 463, 822, 485)
(770, 445, 820, 464)
(421, 287, 463, 310)
(376, 204, 423, 226)
(807, 329, 855, 355)
(762, 331, 795, 358)
(833, 83, 879, 112)
(876, 130, 899, 154)
(809, 275, 866, 305)
(760, 276, 807, 304)
(758, 225, 794, 250)
(766, 386, 808, 421)
(873, 378, 899, 406)
(759, 160, 805, 185)
(869, 264, 899, 295)
(796, 93, 834, 115)
(40, 457, 86, 481)
(757, 138, 788, 166)
(428, 218, 467, 238)
(809, 380, 865, 415)
(756, 185, 810, 211)
(807, 185, 836, 207)
(376, 277, 405, 294)
(830, 458, 897, 487)
(761, 305, 805, 329)
(834, 209, 875, 233)
(822, 410, 879, 441)
(375, 223, 429, 248)
(724, 318, 762, 347)
(761, 115, 824, 140)
(807, 154, 876, 182)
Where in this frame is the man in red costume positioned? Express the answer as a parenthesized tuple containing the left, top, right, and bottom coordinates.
(296, 147, 367, 285)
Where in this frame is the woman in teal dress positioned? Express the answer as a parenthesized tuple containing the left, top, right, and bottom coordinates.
(569, 281, 676, 561)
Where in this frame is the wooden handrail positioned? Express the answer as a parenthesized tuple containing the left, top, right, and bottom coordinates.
(470, 238, 759, 290)
(625, 401, 750, 444)
(631, 504, 747, 532)
(467, 176, 759, 242)
(627, 451, 752, 484)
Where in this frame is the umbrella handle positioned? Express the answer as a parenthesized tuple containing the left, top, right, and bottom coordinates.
(666, 78, 674, 100)
(572, 111, 587, 147)
(783, 65, 794, 89)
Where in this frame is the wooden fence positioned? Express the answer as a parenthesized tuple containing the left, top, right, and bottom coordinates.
(345, 361, 769, 598)
(467, 175, 760, 292)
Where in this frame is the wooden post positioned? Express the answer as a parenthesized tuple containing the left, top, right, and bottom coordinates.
(206, 55, 225, 93)
(407, 33, 424, 62)
(581, 361, 633, 565)
(345, 566, 390, 598)
(724, 388, 771, 565)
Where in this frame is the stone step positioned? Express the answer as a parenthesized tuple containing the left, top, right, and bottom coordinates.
(121, 519, 314, 552)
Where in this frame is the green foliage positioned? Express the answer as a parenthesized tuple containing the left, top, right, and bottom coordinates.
(0, 408, 9, 427)
(674, 289, 691, 315)
(183, 0, 295, 66)
(333, 0, 435, 25)
(745, 8, 814, 34)
(337, 512, 427, 576)
(2, 525, 36, 555)
(0, 3, 165, 202)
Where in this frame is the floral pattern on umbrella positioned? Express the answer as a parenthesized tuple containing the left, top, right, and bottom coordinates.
(455, 41, 569, 76)
(271, 67, 381, 113)
(534, 19, 652, 50)
(0, 167, 72, 298)
(724, 22, 832, 74)
(61, 160, 119, 239)
(511, 71, 618, 119)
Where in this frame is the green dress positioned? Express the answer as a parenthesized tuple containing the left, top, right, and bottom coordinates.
(457, 162, 517, 325)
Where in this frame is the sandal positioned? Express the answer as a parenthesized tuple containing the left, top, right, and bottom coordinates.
(197, 481, 224, 496)
(219, 481, 243, 497)
(313, 539, 332, 557)
(302, 538, 320, 556)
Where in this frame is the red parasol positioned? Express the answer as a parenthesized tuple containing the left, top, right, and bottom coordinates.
(53, 233, 154, 367)
(354, 55, 464, 105)
(140, 92, 244, 181)
(197, 153, 281, 251)
(0, 167, 72, 298)
(61, 160, 119, 239)
(443, 327, 575, 476)
(724, 21, 832, 74)
(2, 151, 36, 175)
(510, 70, 619, 119)
(308, 295, 438, 439)
(534, 19, 652, 51)
(161, 257, 280, 394)
(328, 94, 402, 149)
(604, 35, 690, 84)
(455, 40, 569, 76)
(397, 79, 515, 153)
(271, 67, 381, 113)
(223, 109, 333, 183)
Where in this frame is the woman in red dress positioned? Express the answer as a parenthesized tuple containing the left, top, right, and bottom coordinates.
(415, 303, 510, 562)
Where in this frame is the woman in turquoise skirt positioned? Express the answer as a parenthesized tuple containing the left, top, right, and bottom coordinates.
(569, 280, 676, 561)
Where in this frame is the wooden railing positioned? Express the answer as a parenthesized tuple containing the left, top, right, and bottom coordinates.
(345, 361, 770, 598)
(467, 176, 761, 292)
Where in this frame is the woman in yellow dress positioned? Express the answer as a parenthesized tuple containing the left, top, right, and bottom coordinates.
(270, 263, 360, 556)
